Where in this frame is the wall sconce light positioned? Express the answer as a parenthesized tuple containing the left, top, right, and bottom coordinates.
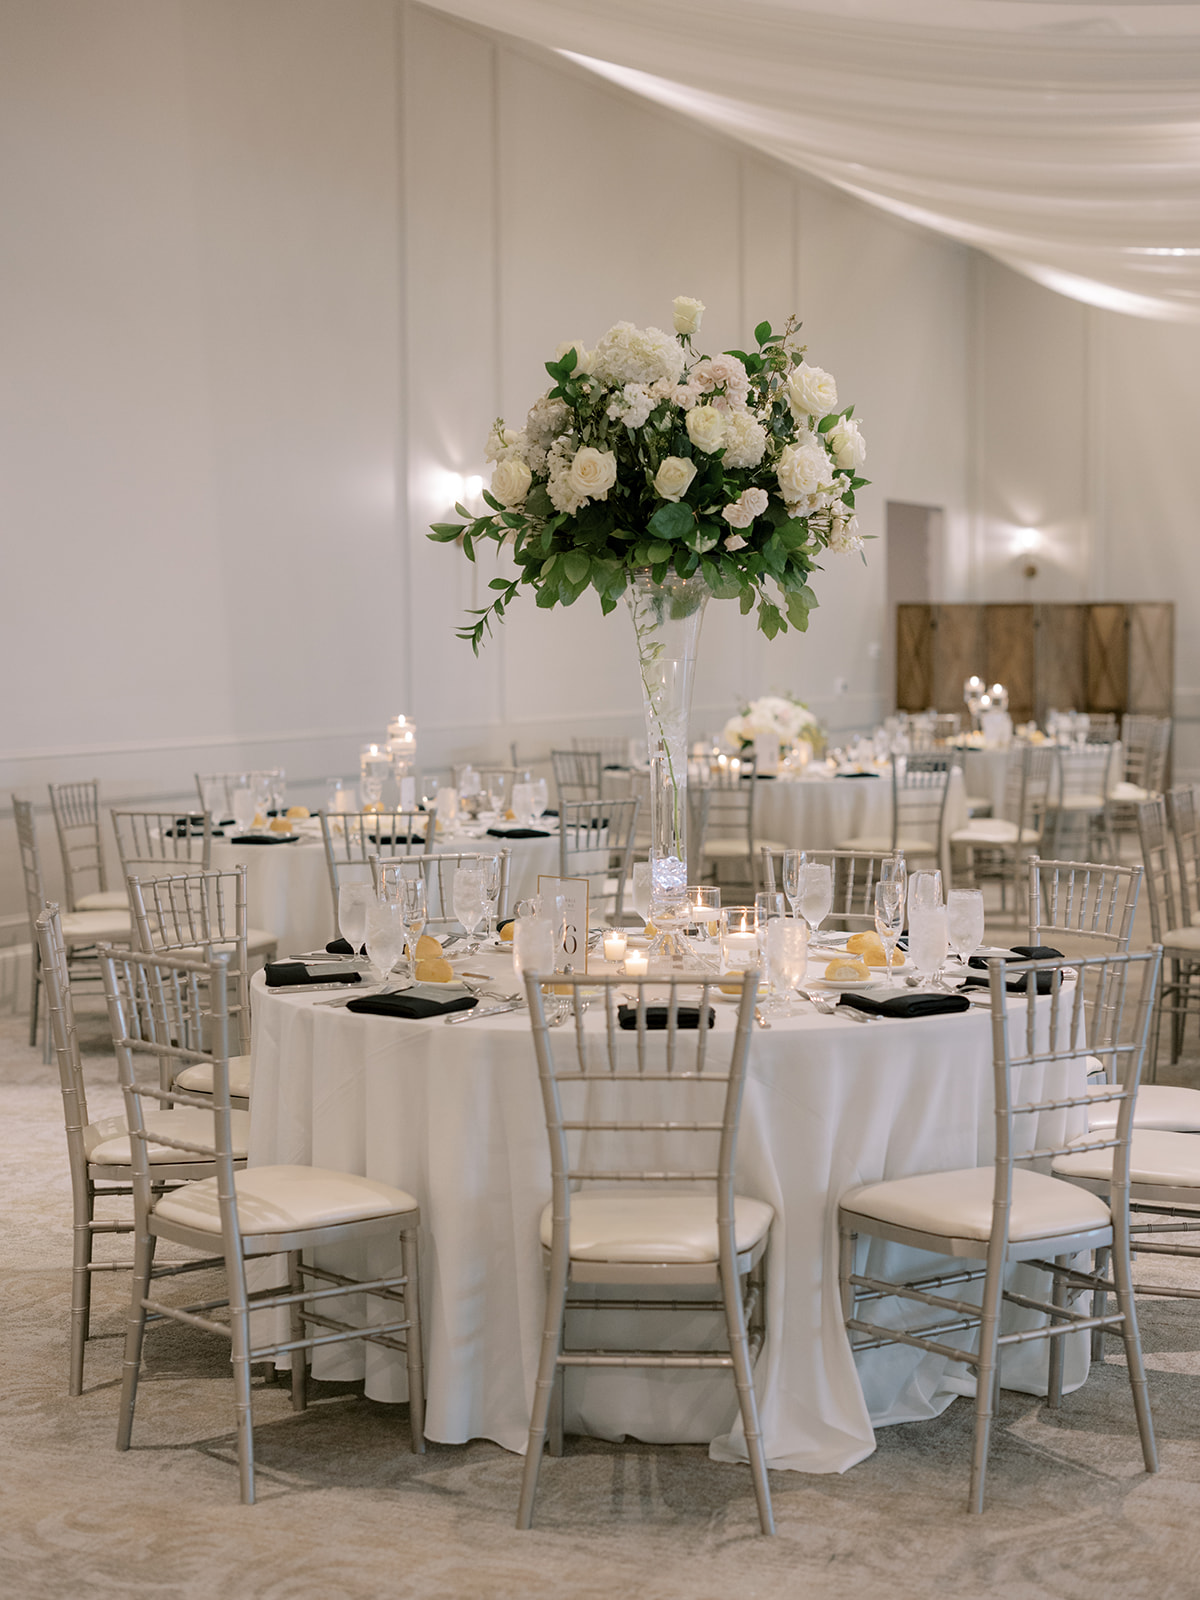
(449, 472, 484, 509)
(1014, 527, 1041, 555)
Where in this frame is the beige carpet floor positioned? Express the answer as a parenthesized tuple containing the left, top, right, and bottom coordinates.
(7, 899, 1200, 1599)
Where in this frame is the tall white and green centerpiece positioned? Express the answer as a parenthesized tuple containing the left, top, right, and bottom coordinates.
(429, 297, 868, 920)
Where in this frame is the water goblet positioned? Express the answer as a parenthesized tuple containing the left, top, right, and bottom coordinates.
(231, 780, 257, 836)
(337, 881, 374, 957)
(452, 867, 488, 947)
(486, 773, 507, 818)
(946, 888, 985, 976)
(906, 869, 942, 933)
(798, 862, 833, 944)
(782, 849, 806, 920)
(764, 918, 808, 1014)
(268, 768, 287, 817)
(364, 897, 408, 988)
(511, 783, 537, 827)
(908, 903, 949, 990)
(874, 881, 904, 986)
(397, 875, 427, 979)
(530, 777, 549, 818)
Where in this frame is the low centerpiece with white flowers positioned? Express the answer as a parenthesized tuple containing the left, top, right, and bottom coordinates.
(429, 297, 868, 928)
(724, 694, 825, 763)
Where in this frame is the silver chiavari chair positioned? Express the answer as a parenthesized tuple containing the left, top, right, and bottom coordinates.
(950, 745, 1054, 906)
(760, 846, 892, 931)
(570, 734, 632, 770)
(13, 796, 131, 1058)
(100, 945, 425, 1504)
(551, 749, 603, 808)
(47, 779, 127, 912)
(838, 754, 953, 879)
(373, 848, 512, 934)
(558, 797, 640, 922)
(840, 948, 1161, 1513)
(111, 808, 213, 887)
(36, 906, 249, 1396)
(516, 967, 775, 1536)
(318, 808, 432, 928)
(1137, 797, 1200, 1076)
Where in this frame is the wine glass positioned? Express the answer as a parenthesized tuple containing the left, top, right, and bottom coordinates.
(397, 875, 427, 980)
(946, 888, 986, 975)
(452, 867, 488, 947)
(231, 780, 257, 836)
(874, 881, 904, 985)
(202, 778, 228, 828)
(909, 903, 949, 989)
(337, 881, 374, 957)
(880, 852, 906, 908)
(486, 772, 508, 817)
(481, 853, 502, 940)
(364, 897, 407, 988)
(251, 770, 273, 822)
(764, 918, 808, 1014)
(782, 849, 805, 920)
(798, 862, 833, 944)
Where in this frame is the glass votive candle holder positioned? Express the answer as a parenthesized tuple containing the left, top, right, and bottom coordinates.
(603, 930, 628, 963)
(719, 906, 759, 974)
(686, 885, 721, 941)
(624, 949, 649, 978)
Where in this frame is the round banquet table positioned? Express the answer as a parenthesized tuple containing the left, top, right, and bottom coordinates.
(210, 822, 560, 955)
(956, 742, 1124, 819)
(753, 769, 969, 877)
(247, 957, 1089, 1474)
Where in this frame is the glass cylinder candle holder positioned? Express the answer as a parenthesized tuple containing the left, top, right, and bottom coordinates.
(387, 714, 418, 774)
(720, 906, 760, 975)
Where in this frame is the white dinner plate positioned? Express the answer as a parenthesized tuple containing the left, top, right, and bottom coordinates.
(809, 975, 877, 991)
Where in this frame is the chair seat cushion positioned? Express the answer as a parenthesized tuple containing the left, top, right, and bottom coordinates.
(838, 834, 938, 856)
(1053, 1129, 1200, 1188)
(703, 840, 752, 858)
(1162, 926, 1200, 955)
(248, 927, 277, 955)
(153, 1164, 419, 1234)
(539, 1190, 774, 1263)
(175, 1054, 253, 1100)
(86, 1107, 250, 1165)
(1051, 795, 1107, 812)
(841, 1166, 1110, 1242)
(1086, 1083, 1200, 1134)
(61, 909, 131, 942)
(950, 821, 1040, 846)
(1110, 781, 1153, 803)
(74, 889, 129, 912)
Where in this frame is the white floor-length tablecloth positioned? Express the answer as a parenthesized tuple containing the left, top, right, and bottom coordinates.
(211, 826, 560, 954)
(754, 770, 969, 876)
(248, 970, 1087, 1473)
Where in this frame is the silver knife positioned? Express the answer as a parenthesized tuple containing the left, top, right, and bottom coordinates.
(445, 999, 525, 1025)
(835, 1003, 874, 1023)
(266, 981, 368, 995)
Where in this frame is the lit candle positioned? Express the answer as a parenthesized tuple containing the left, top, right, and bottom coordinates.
(603, 931, 628, 963)
(624, 950, 648, 977)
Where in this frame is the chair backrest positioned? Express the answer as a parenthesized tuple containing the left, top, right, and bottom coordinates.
(1166, 784, 1200, 924)
(1027, 857, 1142, 951)
(194, 771, 280, 819)
(126, 868, 252, 1055)
(987, 949, 1160, 1222)
(1053, 744, 1114, 806)
(318, 807, 431, 923)
(558, 798, 641, 921)
(1137, 797, 1181, 944)
(47, 780, 109, 911)
(688, 775, 756, 876)
(99, 946, 240, 1231)
(12, 797, 48, 936)
(1122, 716, 1170, 794)
(759, 847, 892, 930)
(35, 905, 92, 1165)
(112, 810, 212, 887)
(551, 749, 602, 806)
(995, 745, 1055, 832)
(373, 848, 512, 928)
(571, 735, 632, 770)
(523, 968, 761, 1268)
(892, 755, 951, 848)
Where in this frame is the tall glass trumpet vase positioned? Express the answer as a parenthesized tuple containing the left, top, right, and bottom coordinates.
(626, 567, 710, 965)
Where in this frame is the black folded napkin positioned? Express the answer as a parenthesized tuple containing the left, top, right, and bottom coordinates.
(228, 833, 298, 845)
(345, 991, 477, 1019)
(167, 815, 216, 838)
(603, 764, 628, 772)
(964, 945, 1064, 995)
(838, 990, 971, 1019)
(486, 826, 552, 838)
(264, 962, 362, 988)
(837, 770, 881, 779)
(369, 832, 424, 847)
(617, 1004, 715, 1031)
(325, 937, 366, 956)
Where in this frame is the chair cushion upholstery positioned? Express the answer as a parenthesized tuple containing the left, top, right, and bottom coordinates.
(1086, 1083, 1200, 1134)
(1053, 1129, 1200, 1188)
(703, 840, 752, 858)
(153, 1165, 419, 1234)
(74, 889, 130, 912)
(1110, 781, 1153, 803)
(248, 927, 278, 956)
(60, 909, 131, 943)
(950, 820, 1040, 846)
(1051, 795, 1107, 812)
(841, 1166, 1111, 1241)
(175, 1055, 253, 1101)
(1161, 926, 1200, 955)
(540, 1190, 774, 1263)
(85, 1107, 250, 1165)
(838, 833, 938, 856)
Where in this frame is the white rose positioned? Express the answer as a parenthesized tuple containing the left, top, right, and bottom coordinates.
(723, 534, 749, 550)
(672, 296, 705, 337)
(554, 340, 592, 373)
(653, 456, 697, 503)
(566, 446, 617, 502)
(686, 404, 726, 454)
(827, 415, 866, 470)
(776, 438, 834, 506)
(490, 456, 532, 508)
(786, 362, 839, 418)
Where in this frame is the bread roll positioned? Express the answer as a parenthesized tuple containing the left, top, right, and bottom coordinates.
(824, 956, 869, 981)
(415, 934, 443, 960)
(414, 957, 454, 983)
(285, 805, 310, 820)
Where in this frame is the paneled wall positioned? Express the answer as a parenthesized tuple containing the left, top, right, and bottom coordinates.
(0, 0, 973, 918)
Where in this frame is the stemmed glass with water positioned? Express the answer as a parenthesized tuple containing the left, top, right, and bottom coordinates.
(364, 896, 408, 990)
(337, 881, 374, 958)
(874, 881, 904, 985)
(782, 850, 805, 921)
(946, 888, 985, 976)
(230, 777, 257, 836)
(764, 918, 808, 1014)
(452, 866, 489, 950)
(797, 862, 833, 945)
(397, 875, 427, 981)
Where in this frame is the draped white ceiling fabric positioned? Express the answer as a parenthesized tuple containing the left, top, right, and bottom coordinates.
(420, 0, 1200, 321)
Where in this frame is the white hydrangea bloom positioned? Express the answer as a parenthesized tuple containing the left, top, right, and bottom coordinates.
(607, 382, 657, 430)
(526, 394, 571, 448)
(546, 436, 586, 514)
(485, 424, 528, 464)
(721, 409, 768, 470)
(591, 321, 686, 387)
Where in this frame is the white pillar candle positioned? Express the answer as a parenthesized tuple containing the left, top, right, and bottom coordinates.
(603, 931, 628, 963)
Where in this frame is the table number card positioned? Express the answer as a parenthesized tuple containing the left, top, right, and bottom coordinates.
(537, 874, 589, 974)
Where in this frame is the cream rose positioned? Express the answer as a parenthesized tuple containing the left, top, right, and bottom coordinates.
(786, 362, 839, 419)
(566, 446, 617, 502)
(686, 404, 726, 454)
(554, 339, 592, 373)
(653, 455, 697, 503)
(776, 438, 834, 506)
(722, 487, 768, 528)
(827, 416, 867, 470)
(490, 457, 532, 508)
(672, 296, 705, 337)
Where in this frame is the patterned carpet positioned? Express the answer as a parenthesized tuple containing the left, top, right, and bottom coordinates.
(6, 966, 1200, 1600)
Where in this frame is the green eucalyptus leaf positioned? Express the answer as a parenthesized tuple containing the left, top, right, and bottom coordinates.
(648, 501, 693, 540)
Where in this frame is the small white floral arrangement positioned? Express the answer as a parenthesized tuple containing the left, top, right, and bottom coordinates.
(429, 297, 868, 651)
(724, 693, 824, 753)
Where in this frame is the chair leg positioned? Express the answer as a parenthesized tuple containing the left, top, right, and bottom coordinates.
(28, 949, 40, 1049)
(288, 1251, 308, 1414)
(401, 1226, 425, 1454)
(516, 1247, 570, 1530)
(116, 1230, 156, 1451)
(69, 1181, 96, 1397)
(838, 1223, 857, 1324)
(229, 1288, 256, 1505)
(968, 1254, 1004, 1515)
(1091, 1246, 1111, 1362)
(721, 1258, 775, 1536)
(1046, 1256, 1067, 1410)
(547, 1367, 565, 1457)
(1111, 1219, 1159, 1475)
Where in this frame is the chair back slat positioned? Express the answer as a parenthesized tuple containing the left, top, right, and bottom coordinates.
(112, 810, 212, 887)
(374, 848, 512, 928)
(127, 868, 252, 1055)
(1028, 857, 1142, 951)
(48, 780, 109, 910)
(559, 798, 640, 922)
(1137, 797, 1181, 944)
(551, 749, 603, 807)
(1166, 785, 1200, 925)
(36, 906, 90, 1148)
